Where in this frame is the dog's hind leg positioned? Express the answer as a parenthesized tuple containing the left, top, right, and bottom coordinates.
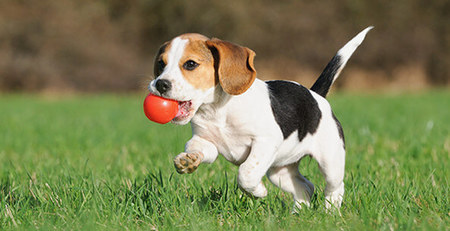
(267, 162, 314, 211)
(316, 146, 346, 210)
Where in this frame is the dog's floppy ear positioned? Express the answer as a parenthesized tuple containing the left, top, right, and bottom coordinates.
(206, 38, 256, 95)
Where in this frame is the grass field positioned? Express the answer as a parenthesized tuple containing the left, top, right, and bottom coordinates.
(0, 91, 448, 230)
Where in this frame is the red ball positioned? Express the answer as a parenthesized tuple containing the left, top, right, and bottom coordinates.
(143, 94, 179, 124)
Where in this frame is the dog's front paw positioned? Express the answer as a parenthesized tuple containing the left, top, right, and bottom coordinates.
(173, 152, 203, 174)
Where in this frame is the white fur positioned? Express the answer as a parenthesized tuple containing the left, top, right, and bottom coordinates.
(183, 79, 346, 208)
(338, 26, 373, 58)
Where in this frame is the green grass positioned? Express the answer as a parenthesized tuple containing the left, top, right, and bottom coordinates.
(0, 91, 448, 230)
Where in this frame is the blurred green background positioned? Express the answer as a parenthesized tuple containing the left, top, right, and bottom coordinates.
(0, 0, 448, 93)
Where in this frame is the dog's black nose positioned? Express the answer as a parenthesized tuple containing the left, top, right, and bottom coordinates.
(155, 79, 172, 95)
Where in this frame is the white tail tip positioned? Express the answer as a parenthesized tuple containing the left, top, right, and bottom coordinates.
(337, 26, 374, 58)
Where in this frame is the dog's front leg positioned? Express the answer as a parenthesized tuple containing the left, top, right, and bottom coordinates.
(238, 140, 277, 198)
(173, 135, 218, 174)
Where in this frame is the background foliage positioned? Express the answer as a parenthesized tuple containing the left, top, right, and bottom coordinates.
(0, 0, 448, 92)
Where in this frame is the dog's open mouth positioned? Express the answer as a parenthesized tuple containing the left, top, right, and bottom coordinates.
(173, 100, 192, 121)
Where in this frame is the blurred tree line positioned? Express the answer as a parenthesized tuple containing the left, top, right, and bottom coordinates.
(0, 0, 448, 92)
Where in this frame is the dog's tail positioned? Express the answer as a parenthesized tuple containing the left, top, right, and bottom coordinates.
(310, 26, 373, 98)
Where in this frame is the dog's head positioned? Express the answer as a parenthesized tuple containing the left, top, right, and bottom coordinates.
(148, 33, 256, 125)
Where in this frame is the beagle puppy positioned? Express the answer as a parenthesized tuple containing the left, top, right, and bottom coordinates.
(148, 27, 372, 211)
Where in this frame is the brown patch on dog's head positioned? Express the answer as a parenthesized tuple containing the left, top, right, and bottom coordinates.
(179, 33, 209, 41)
(178, 34, 217, 90)
(206, 38, 256, 95)
(153, 33, 256, 94)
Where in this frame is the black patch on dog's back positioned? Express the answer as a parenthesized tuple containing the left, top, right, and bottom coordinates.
(267, 80, 322, 141)
(332, 112, 345, 149)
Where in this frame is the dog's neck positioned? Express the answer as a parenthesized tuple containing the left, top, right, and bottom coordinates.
(191, 85, 232, 125)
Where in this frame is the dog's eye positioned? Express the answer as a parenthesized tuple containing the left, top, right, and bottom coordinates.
(183, 60, 199, 71)
(157, 60, 166, 74)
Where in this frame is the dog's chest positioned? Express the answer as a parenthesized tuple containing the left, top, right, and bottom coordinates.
(192, 117, 252, 165)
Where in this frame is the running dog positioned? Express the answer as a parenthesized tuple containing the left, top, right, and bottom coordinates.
(148, 27, 372, 210)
